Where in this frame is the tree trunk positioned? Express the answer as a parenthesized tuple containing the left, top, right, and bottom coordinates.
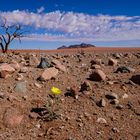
(0, 43, 5, 53)
(4, 44, 9, 53)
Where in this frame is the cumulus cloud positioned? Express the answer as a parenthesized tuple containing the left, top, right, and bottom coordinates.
(0, 10, 140, 42)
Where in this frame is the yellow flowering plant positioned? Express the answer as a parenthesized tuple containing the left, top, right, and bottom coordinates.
(51, 86, 61, 95)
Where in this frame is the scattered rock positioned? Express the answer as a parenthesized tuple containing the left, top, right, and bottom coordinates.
(107, 81, 114, 85)
(3, 108, 23, 128)
(97, 118, 107, 124)
(135, 134, 140, 140)
(31, 107, 59, 121)
(10, 60, 20, 70)
(80, 63, 87, 68)
(113, 53, 121, 59)
(0, 92, 5, 99)
(37, 57, 52, 69)
(89, 69, 106, 81)
(51, 59, 67, 72)
(106, 93, 118, 100)
(14, 81, 27, 93)
(29, 112, 39, 119)
(34, 82, 42, 88)
(65, 87, 78, 99)
(80, 80, 92, 92)
(127, 101, 133, 109)
(39, 67, 59, 81)
(127, 67, 135, 73)
(112, 127, 119, 133)
(16, 73, 24, 81)
(130, 75, 140, 85)
(7, 94, 19, 102)
(91, 64, 101, 69)
(0, 70, 11, 78)
(122, 93, 128, 99)
(0, 51, 139, 139)
(0, 63, 15, 78)
(115, 66, 135, 73)
(134, 107, 140, 115)
(124, 53, 133, 58)
(29, 55, 39, 67)
(110, 99, 119, 105)
(90, 59, 102, 65)
(127, 80, 137, 86)
(108, 58, 118, 66)
(97, 99, 106, 107)
(82, 91, 91, 95)
(20, 67, 28, 73)
(116, 105, 123, 110)
(22, 95, 28, 100)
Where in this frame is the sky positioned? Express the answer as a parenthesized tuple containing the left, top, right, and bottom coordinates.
(0, 0, 140, 50)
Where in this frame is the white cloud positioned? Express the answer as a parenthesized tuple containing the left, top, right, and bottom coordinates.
(37, 6, 45, 13)
(0, 10, 140, 42)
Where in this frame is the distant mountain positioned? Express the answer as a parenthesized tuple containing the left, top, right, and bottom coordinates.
(57, 43, 96, 49)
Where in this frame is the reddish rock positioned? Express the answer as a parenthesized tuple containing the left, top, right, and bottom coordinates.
(20, 67, 28, 73)
(80, 80, 92, 92)
(90, 59, 102, 65)
(89, 69, 106, 81)
(16, 73, 24, 81)
(91, 64, 101, 69)
(0, 70, 11, 78)
(97, 117, 107, 124)
(3, 108, 23, 128)
(108, 58, 118, 66)
(10, 60, 20, 70)
(39, 67, 59, 81)
(98, 99, 106, 107)
(29, 112, 39, 119)
(0, 63, 15, 78)
(65, 87, 79, 99)
(52, 59, 67, 72)
(34, 82, 42, 88)
(29, 55, 39, 67)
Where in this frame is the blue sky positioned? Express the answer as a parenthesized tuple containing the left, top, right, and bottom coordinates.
(0, 0, 140, 49)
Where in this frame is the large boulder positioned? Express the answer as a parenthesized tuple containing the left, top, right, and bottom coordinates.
(0, 63, 15, 78)
(39, 67, 59, 81)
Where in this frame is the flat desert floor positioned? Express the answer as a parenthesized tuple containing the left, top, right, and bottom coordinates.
(0, 47, 140, 140)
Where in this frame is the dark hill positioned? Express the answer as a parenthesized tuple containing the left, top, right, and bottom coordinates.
(57, 43, 96, 49)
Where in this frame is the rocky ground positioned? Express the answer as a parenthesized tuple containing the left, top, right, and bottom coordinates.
(0, 49, 140, 140)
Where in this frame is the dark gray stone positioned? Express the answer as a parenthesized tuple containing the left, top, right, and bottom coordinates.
(115, 66, 135, 73)
(37, 57, 52, 69)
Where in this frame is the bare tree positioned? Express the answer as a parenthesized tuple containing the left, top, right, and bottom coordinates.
(0, 19, 26, 53)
